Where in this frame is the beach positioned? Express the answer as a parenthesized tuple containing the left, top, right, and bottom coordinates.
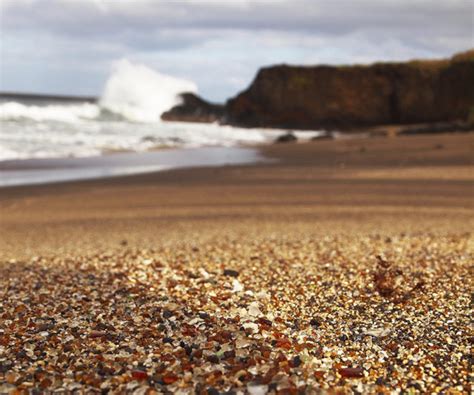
(1, 133, 473, 259)
(1, 133, 473, 393)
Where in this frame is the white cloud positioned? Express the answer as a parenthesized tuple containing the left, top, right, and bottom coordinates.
(0, 0, 472, 100)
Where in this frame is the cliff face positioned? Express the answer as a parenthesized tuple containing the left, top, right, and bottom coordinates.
(161, 93, 224, 123)
(226, 50, 474, 130)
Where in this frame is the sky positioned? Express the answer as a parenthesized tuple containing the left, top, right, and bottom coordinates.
(0, 0, 473, 101)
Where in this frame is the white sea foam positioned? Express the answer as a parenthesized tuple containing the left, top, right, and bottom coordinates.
(0, 59, 197, 124)
(0, 59, 324, 162)
(99, 59, 198, 123)
(0, 101, 100, 123)
(0, 119, 293, 161)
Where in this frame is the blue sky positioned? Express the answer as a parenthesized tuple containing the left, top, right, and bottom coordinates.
(1, 0, 472, 101)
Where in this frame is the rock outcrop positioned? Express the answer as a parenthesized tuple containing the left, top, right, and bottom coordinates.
(274, 132, 297, 143)
(226, 50, 474, 131)
(161, 93, 224, 123)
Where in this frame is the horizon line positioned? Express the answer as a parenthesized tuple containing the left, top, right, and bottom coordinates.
(0, 91, 97, 102)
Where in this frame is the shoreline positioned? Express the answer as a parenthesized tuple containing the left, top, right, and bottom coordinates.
(1, 132, 473, 393)
(2, 130, 472, 188)
(0, 146, 267, 188)
(1, 132, 473, 260)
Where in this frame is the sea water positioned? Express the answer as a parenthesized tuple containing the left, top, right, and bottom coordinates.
(0, 146, 265, 187)
(0, 59, 322, 185)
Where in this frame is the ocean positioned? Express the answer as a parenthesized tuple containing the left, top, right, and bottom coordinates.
(0, 60, 321, 186)
(0, 95, 288, 161)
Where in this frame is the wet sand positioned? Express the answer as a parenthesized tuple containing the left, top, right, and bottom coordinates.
(1, 133, 473, 393)
(1, 133, 473, 260)
(0, 146, 263, 187)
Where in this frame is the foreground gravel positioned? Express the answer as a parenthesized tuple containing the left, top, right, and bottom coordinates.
(1, 232, 472, 394)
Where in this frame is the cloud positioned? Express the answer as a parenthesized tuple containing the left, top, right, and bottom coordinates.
(1, 0, 472, 100)
(3, 0, 471, 38)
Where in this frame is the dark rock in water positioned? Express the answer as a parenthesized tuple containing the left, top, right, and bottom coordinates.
(225, 49, 474, 131)
(140, 135, 184, 147)
(275, 132, 297, 143)
(141, 135, 158, 143)
(162, 93, 225, 123)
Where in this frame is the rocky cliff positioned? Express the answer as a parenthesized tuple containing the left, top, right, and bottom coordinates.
(226, 50, 474, 130)
(161, 93, 224, 123)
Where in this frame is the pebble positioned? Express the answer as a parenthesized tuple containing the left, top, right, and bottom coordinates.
(247, 383, 269, 395)
(0, 232, 470, 393)
(223, 269, 240, 277)
(339, 367, 364, 378)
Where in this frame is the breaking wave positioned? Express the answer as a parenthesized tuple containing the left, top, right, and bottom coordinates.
(0, 59, 197, 124)
(99, 59, 198, 123)
(0, 59, 324, 161)
(0, 101, 100, 123)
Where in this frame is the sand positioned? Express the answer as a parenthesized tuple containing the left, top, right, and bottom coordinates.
(1, 133, 473, 393)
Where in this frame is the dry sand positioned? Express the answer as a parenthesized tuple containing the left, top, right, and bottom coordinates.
(1, 133, 473, 393)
